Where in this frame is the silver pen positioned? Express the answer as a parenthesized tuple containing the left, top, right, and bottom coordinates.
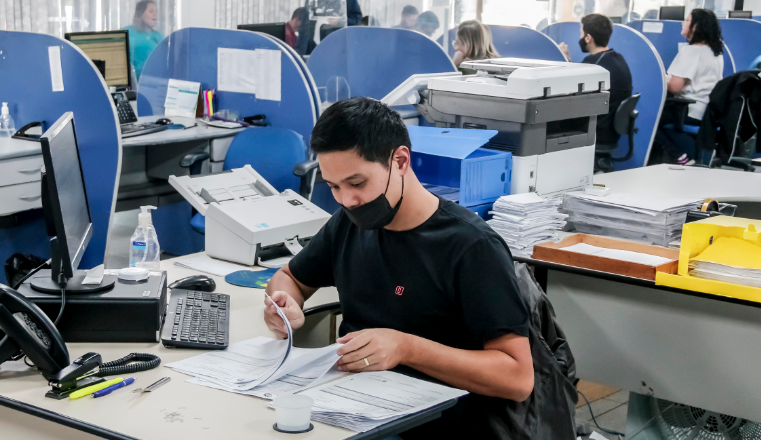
(132, 376, 171, 393)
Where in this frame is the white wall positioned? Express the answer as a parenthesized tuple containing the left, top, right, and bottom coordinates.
(181, 0, 216, 28)
(745, 0, 761, 12)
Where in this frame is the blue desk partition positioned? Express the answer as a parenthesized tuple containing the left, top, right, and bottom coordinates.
(545, 22, 666, 170)
(0, 31, 120, 283)
(439, 25, 566, 62)
(138, 28, 317, 142)
(629, 20, 736, 78)
(138, 28, 322, 256)
(718, 19, 761, 70)
(307, 27, 456, 101)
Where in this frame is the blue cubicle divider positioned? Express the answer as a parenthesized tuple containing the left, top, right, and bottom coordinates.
(307, 27, 456, 101)
(718, 19, 761, 70)
(438, 25, 566, 62)
(629, 20, 736, 78)
(138, 28, 322, 256)
(0, 31, 121, 283)
(545, 22, 666, 170)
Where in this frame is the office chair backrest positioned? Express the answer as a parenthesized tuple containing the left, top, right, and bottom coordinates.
(614, 94, 641, 136)
(224, 127, 307, 194)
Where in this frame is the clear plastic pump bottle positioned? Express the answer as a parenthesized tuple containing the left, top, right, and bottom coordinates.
(0, 103, 15, 138)
(129, 206, 160, 270)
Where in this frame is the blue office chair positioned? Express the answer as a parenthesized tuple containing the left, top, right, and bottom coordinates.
(181, 127, 319, 234)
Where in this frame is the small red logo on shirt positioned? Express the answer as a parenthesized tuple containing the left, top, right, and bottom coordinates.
(395, 286, 404, 296)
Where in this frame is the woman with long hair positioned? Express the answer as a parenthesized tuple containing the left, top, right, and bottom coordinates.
(122, 0, 164, 80)
(452, 19, 500, 69)
(658, 8, 724, 164)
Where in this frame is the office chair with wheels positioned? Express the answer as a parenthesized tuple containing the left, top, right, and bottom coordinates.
(179, 127, 319, 234)
(594, 94, 640, 173)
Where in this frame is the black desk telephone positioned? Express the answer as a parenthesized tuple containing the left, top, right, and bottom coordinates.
(0, 285, 160, 399)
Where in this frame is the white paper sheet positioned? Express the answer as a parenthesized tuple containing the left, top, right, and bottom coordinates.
(254, 49, 281, 101)
(642, 22, 664, 33)
(164, 79, 200, 118)
(173, 254, 248, 276)
(48, 46, 64, 92)
(217, 48, 258, 94)
(563, 242, 674, 266)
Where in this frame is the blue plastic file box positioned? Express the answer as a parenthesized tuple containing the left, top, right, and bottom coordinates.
(409, 126, 511, 207)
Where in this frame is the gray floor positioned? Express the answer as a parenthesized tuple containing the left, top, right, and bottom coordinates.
(577, 390, 629, 440)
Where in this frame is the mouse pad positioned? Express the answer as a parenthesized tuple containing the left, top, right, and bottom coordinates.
(225, 268, 279, 289)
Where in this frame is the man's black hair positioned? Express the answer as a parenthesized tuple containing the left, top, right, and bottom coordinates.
(689, 8, 723, 56)
(581, 13, 613, 47)
(402, 5, 419, 16)
(291, 7, 307, 21)
(311, 97, 411, 167)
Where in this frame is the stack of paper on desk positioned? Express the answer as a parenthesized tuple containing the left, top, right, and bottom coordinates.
(486, 193, 567, 258)
(268, 371, 468, 432)
(166, 295, 341, 399)
(689, 237, 761, 288)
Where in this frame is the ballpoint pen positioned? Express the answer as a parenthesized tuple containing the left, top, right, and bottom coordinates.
(69, 377, 125, 400)
(92, 378, 135, 398)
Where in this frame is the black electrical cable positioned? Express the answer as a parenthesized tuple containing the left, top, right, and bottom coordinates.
(11, 258, 51, 290)
(54, 285, 66, 326)
(95, 353, 161, 377)
(578, 390, 626, 437)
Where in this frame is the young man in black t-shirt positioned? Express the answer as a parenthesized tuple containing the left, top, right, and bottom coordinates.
(263, 97, 533, 438)
(560, 13, 633, 145)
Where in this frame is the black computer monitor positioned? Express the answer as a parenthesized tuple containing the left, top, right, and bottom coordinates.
(728, 10, 752, 18)
(31, 113, 114, 294)
(660, 6, 686, 20)
(609, 16, 623, 23)
(65, 31, 132, 90)
(237, 23, 287, 42)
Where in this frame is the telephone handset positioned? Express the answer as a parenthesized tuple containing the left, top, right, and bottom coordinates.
(0, 285, 161, 399)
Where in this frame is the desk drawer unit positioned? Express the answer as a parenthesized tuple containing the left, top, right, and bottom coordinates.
(0, 154, 44, 187)
(0, 180, 42, 215)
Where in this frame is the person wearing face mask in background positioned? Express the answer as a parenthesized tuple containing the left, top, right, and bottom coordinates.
(559, 14, 632, 149)
(122, 0, 163, 81)
(263, 97, 534, 439)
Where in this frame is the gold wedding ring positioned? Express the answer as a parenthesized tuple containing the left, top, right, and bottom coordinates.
(364, 357, 370, 367)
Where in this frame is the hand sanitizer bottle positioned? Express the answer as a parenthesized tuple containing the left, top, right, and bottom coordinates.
(130, 206, 160, 270)
(0, 103, 15, 138)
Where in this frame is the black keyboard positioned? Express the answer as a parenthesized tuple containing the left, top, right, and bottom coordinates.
(121, 122, 168, 138)
(161, 289, 230, 350)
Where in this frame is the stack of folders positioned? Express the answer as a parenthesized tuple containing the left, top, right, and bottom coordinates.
(269, 371, 468, 432)
(561, 192, 702, 247)
(486, 193, 568, 258)
(689, 237, 761, 288)
(165, 296, 342, 400)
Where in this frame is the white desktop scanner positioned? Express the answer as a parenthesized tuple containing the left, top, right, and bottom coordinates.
(169, 166, 331, 266)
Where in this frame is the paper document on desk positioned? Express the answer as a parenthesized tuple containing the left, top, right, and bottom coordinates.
(487, 193, 566, 258)
(270, 371, 468, 432)
(568, 192, 702, 215)
(173, 254, 248, 277)
(164, 79, 201, 118)
(563, 243, 675, 266)
(689, 237, 761, 288)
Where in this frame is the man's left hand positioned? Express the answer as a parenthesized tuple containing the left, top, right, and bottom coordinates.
(336, 329, 411, 372)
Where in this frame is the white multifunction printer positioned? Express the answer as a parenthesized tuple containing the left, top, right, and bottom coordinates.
(383, 58, 611, 198)
(169, 165, 331, 266)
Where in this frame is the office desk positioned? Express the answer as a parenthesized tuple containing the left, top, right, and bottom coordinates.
(121, 117, 244, 148)
(0, 137, 44, 216)
(0, 255, 452, 440)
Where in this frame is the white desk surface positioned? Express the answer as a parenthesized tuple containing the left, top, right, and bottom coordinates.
(594, 164, 761, 202)
(121, 116, 244, 147)
(0, 254, 346, 440)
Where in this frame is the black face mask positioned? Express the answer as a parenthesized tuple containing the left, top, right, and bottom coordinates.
(579, 36, 590, 53)
(342, 160, 404, 230)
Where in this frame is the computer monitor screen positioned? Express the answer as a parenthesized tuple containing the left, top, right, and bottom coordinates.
(660, 6, 686, 20)
(40, 113, 92, 279)
(728, 10, 752, 18)
(609, 16, 622, 23)
(65, 31, 131, 89)
(237, 23, 287, 42)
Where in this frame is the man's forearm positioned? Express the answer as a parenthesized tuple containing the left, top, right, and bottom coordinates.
(265, 269, 308, 307)
(402, 334, 533, 401)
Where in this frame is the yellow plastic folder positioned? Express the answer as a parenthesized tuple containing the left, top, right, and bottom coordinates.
(656, 216, 761, 303)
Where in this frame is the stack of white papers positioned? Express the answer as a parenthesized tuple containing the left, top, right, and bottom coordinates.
(689, 260, 761, 288)
(563, 243, 675, 266)
(268, 371, 468, 432)
(173, 254, 248, 277)
(166, 294, 341, 399)
(487, 193, 568, 258)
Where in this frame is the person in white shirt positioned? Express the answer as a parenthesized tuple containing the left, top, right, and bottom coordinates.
(658, 8, 724, 164)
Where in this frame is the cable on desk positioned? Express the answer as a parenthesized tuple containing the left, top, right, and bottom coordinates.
(578, 390, 626, 438)
(54, 285, 66, 326)
(11, 259, 51, 290)
(96, 353, 161, 377)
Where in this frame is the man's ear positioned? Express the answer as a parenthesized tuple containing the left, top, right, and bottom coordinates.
(395, 146, 412, 175)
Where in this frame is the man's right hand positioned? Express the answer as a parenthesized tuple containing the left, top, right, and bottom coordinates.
(558, 42, 571, 62)
(264, 291, 305, 338)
